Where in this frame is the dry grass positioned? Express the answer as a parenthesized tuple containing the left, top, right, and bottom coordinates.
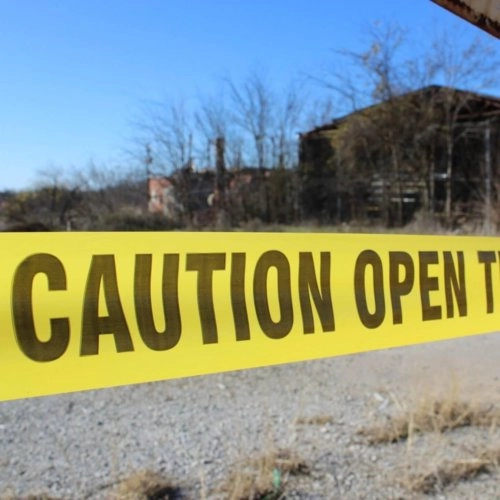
(219, 448, 309, 500)
(110, 469, 182, 500)
(360, 397, 500, 444)
(406, 444, 500, 495)
(406, 457, 491, 494)
(360, 389, 500, 494)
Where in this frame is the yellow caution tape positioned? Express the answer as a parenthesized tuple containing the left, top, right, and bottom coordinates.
(1, 231, 499, 401)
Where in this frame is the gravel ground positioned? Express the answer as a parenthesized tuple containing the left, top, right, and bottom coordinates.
(1, 332, 500, 499)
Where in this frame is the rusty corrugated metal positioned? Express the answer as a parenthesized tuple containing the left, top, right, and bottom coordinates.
(431, 0, 500, 38)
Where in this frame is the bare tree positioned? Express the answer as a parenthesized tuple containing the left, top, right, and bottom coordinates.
(2, 166, 83, 230)
(309, 24, 428, 225)
(195, 92, 246, 169)
(428, 30, 499, 225)
(138, 99, 195, 174)
(225, 70, 274, 169)
(71, 161, 146, 226)
(310, 22, 499, 227)
(271, 81, 307, 169)
(225, 72, 310, 222)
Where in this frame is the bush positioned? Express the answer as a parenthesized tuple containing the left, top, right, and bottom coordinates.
(96, 212, 182, 231)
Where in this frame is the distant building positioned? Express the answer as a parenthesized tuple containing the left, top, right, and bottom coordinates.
(147, 166, 296, 226)
(148, 176, 175, 215)
(299, 85, 500, 226)
(147, 167, 217, 224)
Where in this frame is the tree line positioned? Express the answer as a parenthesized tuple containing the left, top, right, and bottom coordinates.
(1, 23, 498, 231)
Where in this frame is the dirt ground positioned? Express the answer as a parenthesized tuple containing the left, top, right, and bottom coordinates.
(2, 331, 500, 499)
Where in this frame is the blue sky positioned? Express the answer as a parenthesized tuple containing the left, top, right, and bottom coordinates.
(0, 0, 497, 191)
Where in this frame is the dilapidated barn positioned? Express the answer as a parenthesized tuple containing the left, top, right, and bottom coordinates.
(299, 85, 500, 227)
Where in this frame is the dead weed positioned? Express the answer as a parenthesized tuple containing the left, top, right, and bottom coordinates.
(110, 469, 182, 500)
(361, 398, 500, 444)
(220, 448, 309, 500)
(406, 456, 492, 494)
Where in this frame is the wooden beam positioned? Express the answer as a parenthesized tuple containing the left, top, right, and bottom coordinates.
(431, 0, 500, 38)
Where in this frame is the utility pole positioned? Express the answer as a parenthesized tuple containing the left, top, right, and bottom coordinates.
(145, 144, 153, 210)
(214, 136, 228, 227)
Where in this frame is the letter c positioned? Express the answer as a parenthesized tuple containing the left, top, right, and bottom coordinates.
(12, 253, 69, 362)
